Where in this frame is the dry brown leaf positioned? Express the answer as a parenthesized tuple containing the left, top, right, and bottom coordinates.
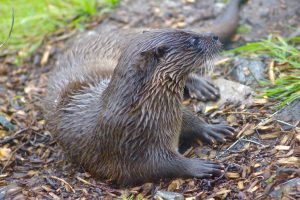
(248, 185, 258, 193)
(277, 157, 300, 166)
(236, 123, 250, 138)
(296, 133, 300, 143)
(0, 130, 8, 138)
(41, 185, 52, 192)
(280, 135, 290, 145)
(186, 197, 197, 200)
(40, 45, 51, 66)
(215, 189, 231, 195)
(167, 179, 184, 191)
(275, 145, 291, 151)
(252, 171, 264, 176)
(253, 98, 268, 105)
(254, 163, 261, 168)
(0, 173, 8, 178)
(257, 125, 274, 131)
(0, 147, 11, 161)
(204, 105, 219, 113)
(185, 0, 195, 3)
(268, 60, 275, 85)
(259, 132, 280, 140)
(27, 170, 38, 177)
(215, 189, 231, 198)
(242, 165, 248, 178)
(244, 129, 255, 136)
(182, 99, 191, 105)
(225, 172, 240, 179)
(49, 192, 60, 200)
(227, 115, 237, 125)
(238, 181, 244, 190)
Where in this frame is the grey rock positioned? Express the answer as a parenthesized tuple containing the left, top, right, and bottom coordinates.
(275, 99, 300, 130)
(155, 190, 184, 200)
(269, 177, 300, 199)
(213, 78, 254, 106)
(229, 57, 266, 86)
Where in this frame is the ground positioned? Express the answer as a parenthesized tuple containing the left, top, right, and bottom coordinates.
(0, 0, 299, 199)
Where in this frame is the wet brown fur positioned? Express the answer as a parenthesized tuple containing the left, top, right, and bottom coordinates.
(44, 0, 245, 185)
(45, 29, 222, 185)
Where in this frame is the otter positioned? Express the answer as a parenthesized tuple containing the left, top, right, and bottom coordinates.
(188, 0, 247, 100)
(44, 0, 247, 185)
(94, 0, 246, 101)
(44, 29, 235, 185)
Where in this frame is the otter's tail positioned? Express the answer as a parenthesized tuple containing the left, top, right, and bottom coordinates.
(197, 0, 247, 44)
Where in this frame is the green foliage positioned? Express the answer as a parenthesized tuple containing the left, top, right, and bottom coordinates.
(237, 24, 251, 34)
(0, 0, 119, 60)
(229, 35, 300, 108)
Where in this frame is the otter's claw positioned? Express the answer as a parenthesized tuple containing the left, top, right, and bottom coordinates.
(198, 124, 235, 145)
(187, 159, 223, 178)
(185, 74, 220, 101)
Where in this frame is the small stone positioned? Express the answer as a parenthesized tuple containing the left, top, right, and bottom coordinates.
(269, 178, 300, 199)
(155, 190, 184, 200)
(229, 57, 266, 86)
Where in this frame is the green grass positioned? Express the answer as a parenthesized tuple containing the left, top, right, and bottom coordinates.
(0, 0, 118, 60)
(229, 35, 300, 108)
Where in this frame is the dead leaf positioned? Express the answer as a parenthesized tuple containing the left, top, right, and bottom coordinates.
(278, 157, 300, 166)
(0, 147, 11, 161)
(167, 179, 184, 191)
(225, 172, 240, 179)
(259, 132, 280, 140)
(238, 181, 244, 190)
(253, 98, 268, 105)
(275, 145, 291, 151)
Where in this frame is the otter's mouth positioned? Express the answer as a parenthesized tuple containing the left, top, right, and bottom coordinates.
(188, 33, 223, 76)
(194, 46, 222, 76)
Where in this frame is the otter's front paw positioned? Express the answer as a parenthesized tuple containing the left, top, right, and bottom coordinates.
(198, 124, 235, 145)
(186, 159, 223, 178)
(185, 74, 220, 101)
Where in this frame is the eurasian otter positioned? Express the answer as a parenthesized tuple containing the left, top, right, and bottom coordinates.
(44, 29, 235, 185)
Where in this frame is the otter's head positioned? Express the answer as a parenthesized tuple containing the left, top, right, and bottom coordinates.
(120, 29, 221, 80)
(113, 29, 222, 99)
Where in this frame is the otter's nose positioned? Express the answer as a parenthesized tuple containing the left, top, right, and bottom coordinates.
(212, 35, 219, 42)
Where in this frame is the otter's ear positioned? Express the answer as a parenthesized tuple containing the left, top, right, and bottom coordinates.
(155, 46, 167, 58)
(141, 46, 168, 58)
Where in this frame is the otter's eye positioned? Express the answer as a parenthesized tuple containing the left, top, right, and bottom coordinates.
(190, 36, 203, 52)
(190, 37, 200, 47)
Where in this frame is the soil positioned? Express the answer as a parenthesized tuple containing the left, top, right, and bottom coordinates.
(0, 0, 299, 199)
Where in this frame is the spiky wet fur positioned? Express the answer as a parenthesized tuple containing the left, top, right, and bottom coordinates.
(44, 29, 221, 185)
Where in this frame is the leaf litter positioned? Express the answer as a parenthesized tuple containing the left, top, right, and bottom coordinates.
(0, 0, 300, 199)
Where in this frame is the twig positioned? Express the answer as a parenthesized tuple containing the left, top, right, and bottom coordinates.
(0, 8, 14, 48)
(0, 128, 28, 145)
(276, 119, 296, 128)
(254, 99, 296, 129)
(241, 138, 264, 146)
(76, 176, 95, 186)
(50, 176, 75, 193)
(216, 135, 245, 159)
(1, 141, 29, 174)
(210, 165, 230, 184)
(236, 123, 250, 138)
(224, 111, 263, 116)
(76, 176, 121, 195)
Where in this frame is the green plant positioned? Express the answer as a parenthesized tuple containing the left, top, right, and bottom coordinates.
(229, 35, 300, 108)
(0, 0, 119, 61)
